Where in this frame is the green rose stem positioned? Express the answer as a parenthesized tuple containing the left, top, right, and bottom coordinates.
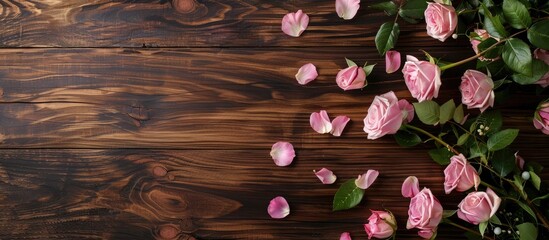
(404, 124, 460, 155)
(443, 219, 495, 240)
(439, 29, 528, 71)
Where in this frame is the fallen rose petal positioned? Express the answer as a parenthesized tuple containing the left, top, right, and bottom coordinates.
(330, 115, 350, 136)
(267, 196, 290, 219)
(355, 170, 379, 190)
(339, 232, 352, 240)
(295, 63, 318, 85)
(314, 168, 337, 184)
(310, 110, 333, 134)
(386, 50, 401, 74)
(336, 0, 360, 20)
(281, 10, 309, 37)
(270, 142, 296, 166)
(402, 176, 420, 198)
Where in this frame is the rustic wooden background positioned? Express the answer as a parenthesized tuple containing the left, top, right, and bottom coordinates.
(0, 0, 547, 239)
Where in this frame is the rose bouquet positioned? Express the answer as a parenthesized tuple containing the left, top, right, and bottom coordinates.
(272, 0, 549, 239)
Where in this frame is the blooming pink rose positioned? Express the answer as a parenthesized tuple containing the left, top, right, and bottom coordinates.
(364, 210, 396, 239)
(533, 101, 549, 135)
(457, 188, 501, 225)
(336, 66, 367, 90)
(460, 69, 495, 112)
(424, 3, 457, 42)
(402, 55, 442, 102)
(363, 91, 406, 139)
(402, 176, 443, 239)
(444, 154, 480, 194)
(534, 49, 549, 88)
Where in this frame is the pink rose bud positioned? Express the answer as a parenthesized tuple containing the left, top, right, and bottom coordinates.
(402, 55, 442, 102)
(460, 69, 495, 113)
(444, 154, 480, 194)
(364, 210, 397, 239)
(406, 185, 443, 239)
(281, 10, 309, 37)
(515, 152, 525, 170)
(336, 0, 360, 20)
(457, 188, 502, 225)
(424, 3, 457, 42)
(385, 50, 401, 74)
(363, 91, 407, 139)
(295, 63, 318, 85)
(336, 66, 367, 91)
(534, 49, 549, 88)
(533, 100, 549, 135)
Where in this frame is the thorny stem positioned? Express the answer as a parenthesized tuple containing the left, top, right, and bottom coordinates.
(404, 124, 460, 155)
(443, 220, 495, 240)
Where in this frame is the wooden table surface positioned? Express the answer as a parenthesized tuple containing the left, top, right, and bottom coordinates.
(0, 0, 547, 239)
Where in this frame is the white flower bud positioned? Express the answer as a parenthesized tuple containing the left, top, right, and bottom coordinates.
(452, 34, 458, 39)
(494, 227, 502, 235)
(522, 171, 531, 180)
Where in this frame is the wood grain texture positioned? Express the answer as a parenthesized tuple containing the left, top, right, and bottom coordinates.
(0, 47, 546, 149)
(1, 149, 546, 239)
(0, 0, 469, 48)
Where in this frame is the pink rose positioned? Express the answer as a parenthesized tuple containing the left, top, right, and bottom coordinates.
(470, 29, 498, 61)
(444, 154, 480, 194)
(402, 55, 442, 102)
(460, 69, 495, 112)
(402, 176, 443, 239)
(424, 3, 458, 42)
(336, 66, 367, 90)
(534, 49, 549, 88)
(364, 210, 396, 239)
(457, 188, 501, 225)
(533, 100, 549, 135)
(363, 91, 409, 139)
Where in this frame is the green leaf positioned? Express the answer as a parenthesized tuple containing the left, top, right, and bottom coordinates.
(481, 4, 508, 39)
(363, 64, 376, 76)
(370, 1, 398, 16)
(517, 222, 538, 240)
(470, 144, 488, 159)
(532, 194, 549, 205)
(395, 130, 422, 147)
(428, 148, 453, 165)
(512, 59, 549, 85)
(492, 149, 516, 176)
(413, 101, 440, 125)
(439, 99, 456, 125)
(507, 198, 538, 223)
(399, 0, 428, 19)
(442, 210, 457, 218)
(333, 179, 365, 211)
(502, 0, 531, 29)
(345, 58, 357, 67)
(528, 19, 549, 50)
(525, 161, 544, 174)
(477, 38, 500, 59)
(493, 79, 512, 89)
(375, 22, 400, 56)
(489, 215, 502, 225)
(453, 104, 465, 123)
(529, 171, 541, 190)
(457, 133, 470, 146)
(487, 129, 519, 151)
(502, 38, 533, 76)
(479, 221, 488, 237)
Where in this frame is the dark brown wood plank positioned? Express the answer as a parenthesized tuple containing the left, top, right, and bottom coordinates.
(1, 149, 546, 239)
(0, 0, 469, 48)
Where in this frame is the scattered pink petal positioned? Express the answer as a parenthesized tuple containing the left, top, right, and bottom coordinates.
(295, 63, 318, 85)
(270, 142, 296, 167)
(281, 10, 309, 37)
(268, 196, 290, 219)
(340, 232, 352, 240)
(330, 115, 350, 137)
(355, 170, 379, 190)
(336, 0, 360, 20)
(313, 168, 337, 184)
(310, 110, 333, 134)
(401, 176, 420, 198)
(385, 50, 401, 74)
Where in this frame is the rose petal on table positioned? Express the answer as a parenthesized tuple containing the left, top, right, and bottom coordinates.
(313, 168, 337, 184)
(295, 63, 318, 85)
(281, 10, 309, 37)
(270, 142, 295, 166)
(310, 110, 333, 134)
(336, 0, 360, 20)
(267, 196, 290, 219)
(385, 50, 401, 74)
(355, 169, 379, 190)
(401, 176, 420, 198)
(339, 232, 352, 240)
(330, 115, 350, 137)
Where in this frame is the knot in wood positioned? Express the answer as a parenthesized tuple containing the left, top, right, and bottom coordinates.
(171, 0, 197, 13)
(157, 224, 180, 239)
